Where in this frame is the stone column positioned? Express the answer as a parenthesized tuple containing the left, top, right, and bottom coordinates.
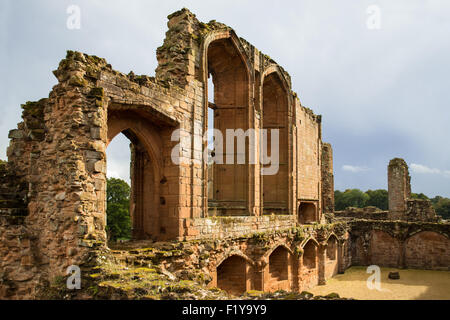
(292, 251, 302, 292)
(321, 143, 334, 214)
(388, 158, 411, 220)
(399, 239, 407, 269)
(253, 260, 266, 291)
(130, 144, 147, 239)
(337, 241, 346, 274)
(245, 263, 252, 292)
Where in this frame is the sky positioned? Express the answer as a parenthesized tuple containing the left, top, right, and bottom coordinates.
(1, 0, 449, 197)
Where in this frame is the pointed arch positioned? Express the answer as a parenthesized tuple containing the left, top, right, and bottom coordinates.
(262, 243, 294, 262)
(201, 30, 254, 215)
(261, 67, 292, 216)
(215, 250, 255, 268)
(216, 253, 252, 296)
(106, 105, 178, 241)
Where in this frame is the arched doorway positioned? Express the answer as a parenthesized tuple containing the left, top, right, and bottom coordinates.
(106, 108, 175, 242)
(216, 255, 248, 296)
(303, 241, 317, 269)
(326, 235, 338, 279)
(298, 202, 317, 224)
(301, 240, 319, 289)
(267, 246, 291, 291)
(262, 72, 289, 215)
(206, 36, 251, 216)
(107, 129, 158, 241)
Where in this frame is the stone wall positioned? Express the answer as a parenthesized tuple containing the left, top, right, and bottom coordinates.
(103, 222, 349, 297)
(405, 231, 450, 270)
(1, 8, 447, 300)
(335, 207, 389, 221)
(188, 215, 296, 240)
(321, 143, 334, 214)
(296, 107, 322, 206)
(0, 8, 331, 298)
(349, 220, 450, 270)
(405, 199, 439, 222)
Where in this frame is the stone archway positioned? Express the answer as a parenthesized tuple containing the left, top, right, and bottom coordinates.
(205, 35, 251, 216)
(216, 255, 248, 296)
(266, 246, 292, 292)
(325, 235, 338, 279)
(107, 108, 176, 241)
(261, 71, 290, 215)
(301, 239, 319, 290)
(405, 231, 450, 269)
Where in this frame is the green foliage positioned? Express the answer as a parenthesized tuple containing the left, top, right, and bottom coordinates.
(432, 197, 450, 220)
(335, 188, 450, 220)
(365, 189, 389, 210)
(407, 193, 450, 219)
(334, 189, 369, 211)
(411, 193, 429, 200)
(106, 178, 131, 241)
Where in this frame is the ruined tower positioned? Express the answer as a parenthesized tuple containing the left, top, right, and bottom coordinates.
(388, 158, 438, 222)
(388, 158, 411, 219)
(321, 143, 334, 214)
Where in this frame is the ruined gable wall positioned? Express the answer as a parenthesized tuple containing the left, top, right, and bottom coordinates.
(157, 8, 329, 219)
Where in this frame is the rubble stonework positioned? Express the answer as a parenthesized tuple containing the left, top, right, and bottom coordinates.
(388, 158, 438, 222)
(388, 158, 412, 218)
(321, 143, 334, 214)
(0, 9, 448, 300)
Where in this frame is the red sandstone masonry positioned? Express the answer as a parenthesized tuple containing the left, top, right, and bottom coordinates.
(0, 9, 448, 299)
(0, 8, 331, 298)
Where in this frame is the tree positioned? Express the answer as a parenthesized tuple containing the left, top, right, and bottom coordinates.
(411, 193, 429, 200)
(335, 186, 450, 220)
(334, 189, 369, 211)
(366, 189, 388, 210)
(106, 178, 131, 241)
(434, 198, 450, 220)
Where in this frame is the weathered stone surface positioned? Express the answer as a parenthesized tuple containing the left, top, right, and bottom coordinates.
(0, 9, 447, 300)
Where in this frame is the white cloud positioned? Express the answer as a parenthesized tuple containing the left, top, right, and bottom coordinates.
(410, 163, 441, 174)
(106, 160, 130, 184)
(342, 165, 370, 173)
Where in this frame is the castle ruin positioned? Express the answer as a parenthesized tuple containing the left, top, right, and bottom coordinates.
(0, 9, 448, 299)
